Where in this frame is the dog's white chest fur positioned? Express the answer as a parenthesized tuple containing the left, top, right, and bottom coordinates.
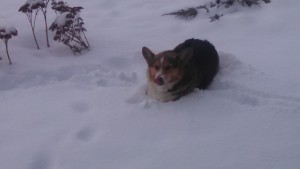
(147, 81, 177, 102)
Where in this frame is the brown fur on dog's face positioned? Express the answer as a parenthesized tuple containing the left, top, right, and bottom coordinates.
(148, 51, 182, 86)
(142, 47, 192, 88)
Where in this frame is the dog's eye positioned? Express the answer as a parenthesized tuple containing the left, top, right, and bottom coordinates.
(154, 65, 160, 70)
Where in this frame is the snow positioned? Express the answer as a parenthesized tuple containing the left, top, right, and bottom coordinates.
(25, 0, 45, 9)
(0, 26, 17, 36)
(1, 0, 300, 169)
(0, 19, 17, 38)
(52, 12, 72, 27)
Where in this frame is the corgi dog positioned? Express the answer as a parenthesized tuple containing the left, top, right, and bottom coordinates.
(142, 38, 219, 102)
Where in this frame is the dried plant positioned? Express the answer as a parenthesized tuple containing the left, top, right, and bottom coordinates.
(50, 1, 89, 54)
(19, 0, 51, 49)
(163, 8, 198, 20)
(0, 27, 18, 64)
(163, 0, 271, 21)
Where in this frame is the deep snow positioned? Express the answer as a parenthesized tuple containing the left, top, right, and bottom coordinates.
(0, 0, 300, 169)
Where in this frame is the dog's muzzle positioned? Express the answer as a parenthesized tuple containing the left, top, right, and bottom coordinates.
(155, 77, 164, 86)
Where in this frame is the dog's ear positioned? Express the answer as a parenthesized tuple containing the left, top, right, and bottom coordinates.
(177, 47, 193, 65)
(142, 47, 155, 66)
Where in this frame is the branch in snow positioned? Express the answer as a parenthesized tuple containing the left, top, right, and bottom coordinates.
(163, 8, 198, 20)
(19, 0, 51, 49)
(0, 27, 18, 40)
(51, 0, 71, 14)
(19, 0, 47, 12)
(50, 2, 89, 54)
(0, 26, 18, 64)
(163, 0, 271, 22)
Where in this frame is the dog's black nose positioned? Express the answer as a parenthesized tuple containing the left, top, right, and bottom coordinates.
(155, 77, 164, 86)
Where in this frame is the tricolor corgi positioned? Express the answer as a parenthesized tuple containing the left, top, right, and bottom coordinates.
(142, 38, 219, 102)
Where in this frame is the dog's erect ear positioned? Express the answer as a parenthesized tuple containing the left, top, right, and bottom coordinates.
(177, 47, 193, 65)
(142, 47, 155, 65)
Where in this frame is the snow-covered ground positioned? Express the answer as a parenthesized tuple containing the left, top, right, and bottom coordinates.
(1, 0, 300, 169)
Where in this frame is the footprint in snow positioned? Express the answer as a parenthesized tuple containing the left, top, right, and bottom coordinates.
(29, 153, 52, 169)
(95, 71, 138, 87)
(75, 127, 96, 142)
(70, 101, 90, 114)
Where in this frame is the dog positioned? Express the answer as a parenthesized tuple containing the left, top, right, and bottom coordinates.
(142, 38, 219, 102)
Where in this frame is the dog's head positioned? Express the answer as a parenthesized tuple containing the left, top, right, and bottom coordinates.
(142, 46, 193, 91)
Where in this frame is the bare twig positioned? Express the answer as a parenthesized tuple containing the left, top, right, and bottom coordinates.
(4, 39, 12, 64)
(163, 0, 271, 21)
(0, 26, 18, 64)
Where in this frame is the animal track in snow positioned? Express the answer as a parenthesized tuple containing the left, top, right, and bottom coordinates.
(0, 64, 138, 91)
(75, 127, 96, 142)
(29, 153, 52, 169)
(213, 79, 300, 110)
(95, 71, 137, 87)
(70, 101, 90, 114)
(209, 52, 300, 109)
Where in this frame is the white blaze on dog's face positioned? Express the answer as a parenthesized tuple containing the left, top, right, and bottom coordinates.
(142, 47, 193, 92)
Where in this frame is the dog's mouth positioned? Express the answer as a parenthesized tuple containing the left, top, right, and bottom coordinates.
(155, 77, 165, 86)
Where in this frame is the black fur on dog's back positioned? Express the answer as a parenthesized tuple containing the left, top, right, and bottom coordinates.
(170, 39, 219, 95)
